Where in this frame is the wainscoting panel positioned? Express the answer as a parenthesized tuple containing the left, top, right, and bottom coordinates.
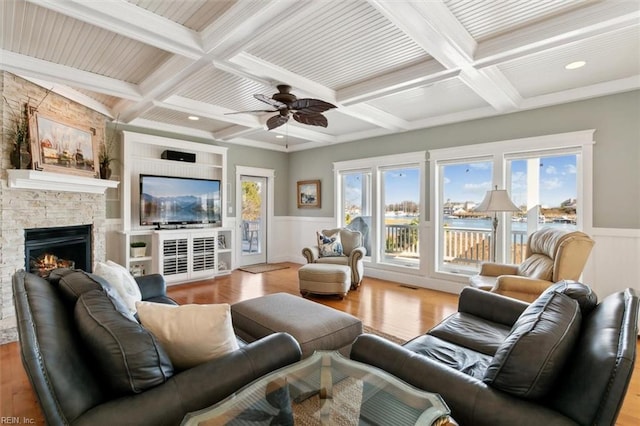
(586, 228, 640, 299)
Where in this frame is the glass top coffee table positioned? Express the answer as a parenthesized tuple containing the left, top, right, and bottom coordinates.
(182, 351, 451, 426)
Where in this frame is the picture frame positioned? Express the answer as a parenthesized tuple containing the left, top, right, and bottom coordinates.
(297, 180, 321, 208)
(29, 111, 99, 178)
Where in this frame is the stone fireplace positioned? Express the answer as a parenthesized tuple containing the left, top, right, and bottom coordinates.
(25, 225, 92, 277)
(1, 72, 114, 343)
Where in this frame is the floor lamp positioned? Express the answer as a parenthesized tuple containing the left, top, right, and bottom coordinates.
(476, 186, 520, 262)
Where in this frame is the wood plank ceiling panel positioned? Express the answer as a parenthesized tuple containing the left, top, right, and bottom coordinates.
(140, 106, 231, 132)
(3, 0, 171, 84)
(245, 0, 429, 89)
(498, 26, 640, 97)
(176, 65, 274, 112)
(444, 0, 592, 42)
(126, 0, 236, 32)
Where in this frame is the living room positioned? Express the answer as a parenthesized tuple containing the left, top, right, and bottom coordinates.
(1, 1, 640, 424)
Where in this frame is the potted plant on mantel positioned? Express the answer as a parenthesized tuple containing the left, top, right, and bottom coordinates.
(4, 100, 32, 170)
(130, 241, 147, 258)
(99, 121, 120, 179)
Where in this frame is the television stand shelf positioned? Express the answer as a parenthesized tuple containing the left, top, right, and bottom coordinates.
(110, 131, 230, 283)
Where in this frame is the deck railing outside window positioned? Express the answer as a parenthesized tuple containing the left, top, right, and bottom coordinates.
(383, 225, 527, 266)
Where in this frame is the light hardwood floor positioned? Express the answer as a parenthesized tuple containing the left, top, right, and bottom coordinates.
(1, 262, 638, 425)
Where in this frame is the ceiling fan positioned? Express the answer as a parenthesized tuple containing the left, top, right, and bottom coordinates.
(228, 85, 336, 130)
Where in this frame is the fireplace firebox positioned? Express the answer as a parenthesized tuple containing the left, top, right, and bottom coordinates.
(25, 225, 92, 277)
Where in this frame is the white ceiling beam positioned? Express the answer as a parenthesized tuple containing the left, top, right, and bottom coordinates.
(0, 50, 142, 101)
(345, 104, 411, 131)
(338, 60, 458, 105)
(159, 96, 262, 128)
(20, 76, 114, 118)
(367, 0, 521, 112)
(26, 0, 203, 59)
(368, 0, 476, 69)
(214, 125, 262, 141)
(475, 2, 640, 68)
(200, 0, 304, 58)
(228, 52, 337, 102)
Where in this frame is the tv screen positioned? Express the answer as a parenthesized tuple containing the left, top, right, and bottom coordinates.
(140, 175, 221, 226)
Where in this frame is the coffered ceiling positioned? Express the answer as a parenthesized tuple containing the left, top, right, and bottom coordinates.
(2, 0, 639, 151)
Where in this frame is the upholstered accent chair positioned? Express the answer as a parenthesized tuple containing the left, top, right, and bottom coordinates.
(469, 227, 595, 302)
(302, 228, 366, 289)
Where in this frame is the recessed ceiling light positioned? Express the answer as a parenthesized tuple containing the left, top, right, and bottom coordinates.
(275, 135, 284, 139)
(565, 61, 586, 70)
(188, 115, 199, 121)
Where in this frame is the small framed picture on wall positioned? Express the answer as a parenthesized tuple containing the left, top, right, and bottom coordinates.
(297, 180, 321, 208)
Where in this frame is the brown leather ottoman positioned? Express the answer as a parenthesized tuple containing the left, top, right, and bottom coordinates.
(231, 292, 362, 358)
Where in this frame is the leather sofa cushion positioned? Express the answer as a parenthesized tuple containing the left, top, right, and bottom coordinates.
(58, 270, 103, 306)
(75, 289, 174, 395)
(544, 280, 597, 315)
(428, 312, 511, 356)
(403, 334, 492, 380)
(517, 254, 553, 280)
(483, 291, 581, 399)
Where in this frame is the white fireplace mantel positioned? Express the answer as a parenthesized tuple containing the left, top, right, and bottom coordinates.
(7, 169, 119, 194)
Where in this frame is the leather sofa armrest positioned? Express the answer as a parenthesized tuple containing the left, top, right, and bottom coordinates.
(458, 287, 529, 326)
(135, 274, 168, 300)
(74, 333, 302, 426)
(491, 276, 554, 302)
(350, 334, 575, 426)
(302, 246, 320, 263)
(479, 262, 519, 277)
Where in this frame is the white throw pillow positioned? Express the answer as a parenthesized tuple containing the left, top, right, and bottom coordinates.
(136, 301, 240, 370)
(106, 260, 143, 303)
(93, 261, 141, 315)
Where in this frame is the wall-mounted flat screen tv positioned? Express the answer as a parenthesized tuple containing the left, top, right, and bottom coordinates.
(140, 174, 221, 226)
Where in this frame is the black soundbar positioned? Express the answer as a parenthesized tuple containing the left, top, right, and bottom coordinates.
(161, 150, 196, 163)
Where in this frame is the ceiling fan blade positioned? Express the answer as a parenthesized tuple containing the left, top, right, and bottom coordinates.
(266, 114, 289, 130)
(293, 112, 328, 127)
(290, 98, 336, 114)
(224, 109, 278, 115)
(255, 94, 287, 109)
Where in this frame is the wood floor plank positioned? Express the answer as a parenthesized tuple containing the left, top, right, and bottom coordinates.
(1, 262, 638, 425)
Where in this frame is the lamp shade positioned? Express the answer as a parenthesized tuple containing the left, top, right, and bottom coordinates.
(476, 188, 520, 213)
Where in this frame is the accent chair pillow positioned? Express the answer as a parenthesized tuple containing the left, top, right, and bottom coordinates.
(136, 301, 240, 370)
(317, 231, 343, 257)
(75, 290, 174, 395)
(483, 291, 581, 399)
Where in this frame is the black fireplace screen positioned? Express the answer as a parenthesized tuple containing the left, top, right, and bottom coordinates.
(25, 225, 92, 277)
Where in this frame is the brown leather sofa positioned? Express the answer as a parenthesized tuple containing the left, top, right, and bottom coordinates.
(469, 227, 595, 302)
(351, 282, 638, 426)
(13, 269, 302, 426)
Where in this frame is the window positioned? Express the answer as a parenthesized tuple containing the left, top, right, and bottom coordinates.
(335, 152, 425, 272)
(430, 130, 594, 276)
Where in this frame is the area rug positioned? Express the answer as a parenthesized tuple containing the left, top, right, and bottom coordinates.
(362, 324, 407, 345)
(238, 263, 290, 274)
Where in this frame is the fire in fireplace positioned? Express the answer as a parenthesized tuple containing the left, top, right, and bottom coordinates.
(25, 225, 92, 277)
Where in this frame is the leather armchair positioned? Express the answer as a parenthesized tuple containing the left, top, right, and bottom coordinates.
(469, 227, 594, 302)
(351, 283, 638, 426)
(302, 228, 366, 289)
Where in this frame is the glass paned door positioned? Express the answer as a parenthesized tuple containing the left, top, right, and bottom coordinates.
(240, 176, 267, 266)
(340, 170, 372, 256)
